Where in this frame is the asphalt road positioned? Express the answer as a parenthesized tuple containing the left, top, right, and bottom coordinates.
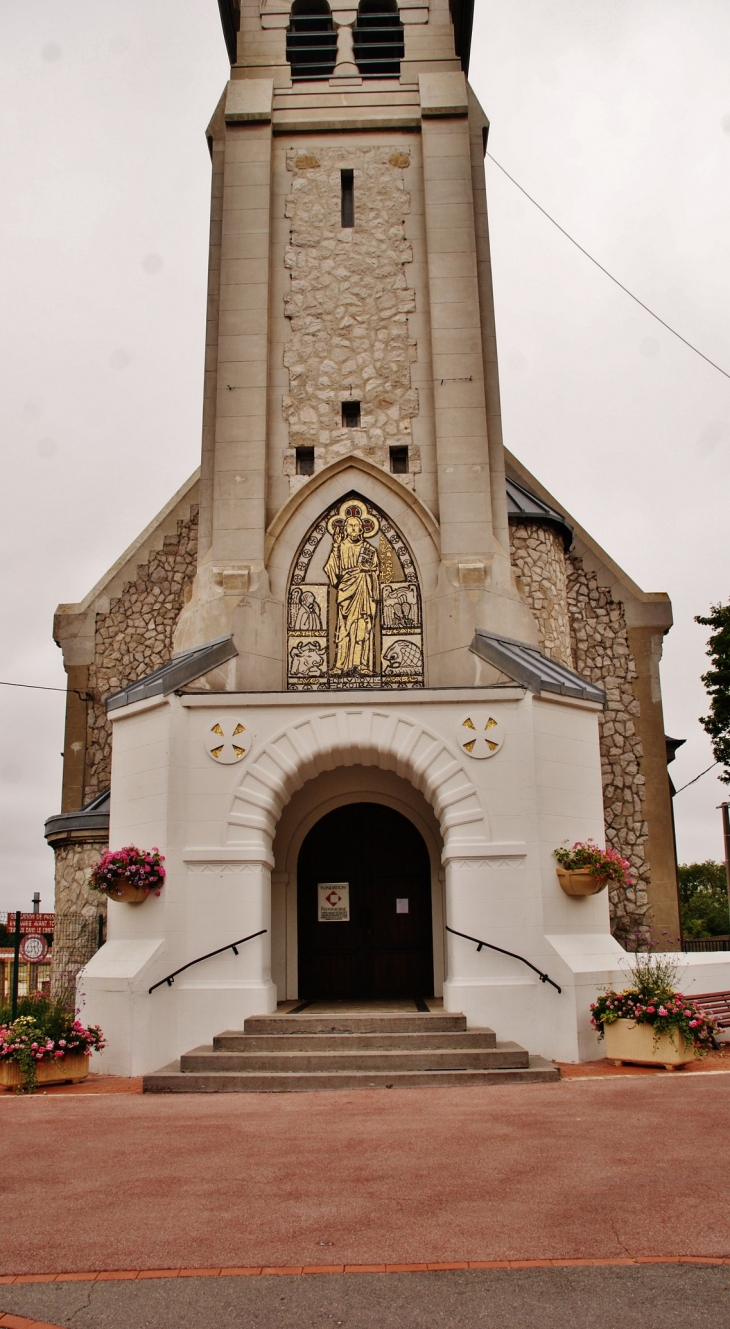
(2, 1267, 729, 1329)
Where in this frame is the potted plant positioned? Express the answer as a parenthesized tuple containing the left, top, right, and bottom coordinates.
(554, 839, 632, 897)
(89, 845, 166, 903)
(0, 995, 106, 1093)
(591, 949, 718, 1070)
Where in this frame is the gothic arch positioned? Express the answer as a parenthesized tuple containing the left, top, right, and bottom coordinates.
(265, 455, 440, 588)
(225, 707, 490, 862)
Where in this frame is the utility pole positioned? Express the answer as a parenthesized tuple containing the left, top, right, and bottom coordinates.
(32, 892, 40, 914)
(719, 803, 730, 922)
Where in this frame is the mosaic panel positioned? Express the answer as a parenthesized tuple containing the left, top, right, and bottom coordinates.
(287, 493, 424, 691)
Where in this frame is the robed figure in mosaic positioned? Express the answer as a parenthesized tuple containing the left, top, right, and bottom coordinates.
(324, 514, 380, 676)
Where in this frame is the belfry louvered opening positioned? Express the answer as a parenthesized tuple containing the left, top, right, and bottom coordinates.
(287, 0, 337, 80)
(353, 0, 404, 77)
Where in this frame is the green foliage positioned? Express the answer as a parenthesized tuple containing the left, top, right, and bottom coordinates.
(696, 600, 730, 784)
(0, 991, 74, 1035)
(678, 861, 730, 938)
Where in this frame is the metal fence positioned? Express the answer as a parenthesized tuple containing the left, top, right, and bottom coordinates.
(51, 912, 105, 998)
(680, 936, 730, 953)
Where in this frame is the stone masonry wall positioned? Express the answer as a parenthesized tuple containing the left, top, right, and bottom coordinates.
(283, 146, 420, 492)
(566, 553, 650, 945)
(509, 522, 650, 944)
(51, 840, 107, 998)
(508, 524, 573, 668)
(83, 507, 199, 801)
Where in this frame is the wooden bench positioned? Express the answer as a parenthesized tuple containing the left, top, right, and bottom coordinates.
(692, 991, 730, 1030)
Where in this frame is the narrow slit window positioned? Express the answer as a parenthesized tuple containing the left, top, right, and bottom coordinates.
(341, 170, 354, 228)
(296, 447, 315, 476)
(342, 400, 360, 428)
(390, 446, 409, 474)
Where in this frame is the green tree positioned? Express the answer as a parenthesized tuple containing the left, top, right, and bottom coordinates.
(678, 861, 729, 938)
(696, 600, 730, 783)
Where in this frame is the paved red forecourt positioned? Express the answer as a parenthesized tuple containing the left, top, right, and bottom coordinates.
(1, 1077, 730, 1277)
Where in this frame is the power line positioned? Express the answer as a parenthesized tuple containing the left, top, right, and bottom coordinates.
(0, 680, 88, 700)
(486, 151, 730, 384)
(674, 761, 721, 795)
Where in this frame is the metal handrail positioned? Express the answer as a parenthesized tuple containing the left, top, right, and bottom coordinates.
(445, 926, 562, 994)
(148, 930, 267, 994)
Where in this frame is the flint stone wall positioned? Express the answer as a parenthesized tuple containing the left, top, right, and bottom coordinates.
(283, 146, 420, 492)
(51, 841, 107, 998)
(510, 522, 651, 944)
(509, 524, 572, 668)
(83, 508, 199, 802)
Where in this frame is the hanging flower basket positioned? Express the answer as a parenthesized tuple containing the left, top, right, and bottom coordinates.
(89, 846, 166, 904)
(554, 840, 632, 898)
(556, 868, 608, 897)
(103, 879, 150, 904)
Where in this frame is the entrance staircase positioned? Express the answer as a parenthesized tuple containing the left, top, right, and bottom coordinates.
(143, 1009, 558, 1092)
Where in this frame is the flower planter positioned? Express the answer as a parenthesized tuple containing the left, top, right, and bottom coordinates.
(556, 868, 608, 897)
(0, 1052, 90, 1092)
(604, 1018, 695, 1070)
(104, 878, 150, 904)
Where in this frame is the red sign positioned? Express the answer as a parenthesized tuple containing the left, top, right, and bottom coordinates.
(6, 913, 54, 935)
(20, 934, 49, 963)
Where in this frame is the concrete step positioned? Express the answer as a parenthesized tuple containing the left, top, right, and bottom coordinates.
(214, 1028, 497, 1052)
(143, 1056, 559, 1094)
(243, 1013, 468, 1036)
(180, 1041, 527, 1074)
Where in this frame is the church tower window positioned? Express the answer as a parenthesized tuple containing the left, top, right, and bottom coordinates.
(353, 0, 404, 78)
(342, 400, 360, 428)
(286, 0, 337, 81)
(295, 447, 315, 476)
(287, 494, 423, 691)
(340, 169, 355, 227)
(389, 446, 408, 474)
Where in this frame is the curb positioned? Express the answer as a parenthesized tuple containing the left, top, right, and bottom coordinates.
(3, 1256, 730, 1284)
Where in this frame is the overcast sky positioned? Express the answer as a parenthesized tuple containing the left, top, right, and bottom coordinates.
(0, 1, 729, 914)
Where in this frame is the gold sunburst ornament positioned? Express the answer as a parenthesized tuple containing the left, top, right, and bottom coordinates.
(204, 717, 249, 764)
(457, 713, 504, 760)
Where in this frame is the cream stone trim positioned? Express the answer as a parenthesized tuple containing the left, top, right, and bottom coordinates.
(264, 454, 440, 561)
(419, 71, 469, 118)
(225, 78, 274, 123)
(226, 707, 489, 855)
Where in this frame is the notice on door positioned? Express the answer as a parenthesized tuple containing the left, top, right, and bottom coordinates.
(318, 882, 350, 922)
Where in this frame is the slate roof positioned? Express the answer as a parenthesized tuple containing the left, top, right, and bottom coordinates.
(506, 477, 574, 550)
(105, 635, 239, 713)
(470, 629, 606, 704)
(44, 788, 110, 844)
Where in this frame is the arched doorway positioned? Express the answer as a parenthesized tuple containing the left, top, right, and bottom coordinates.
(297, 803, 434, 999)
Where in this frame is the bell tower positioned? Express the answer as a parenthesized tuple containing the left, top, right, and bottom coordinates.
(174, 0, 538, 687)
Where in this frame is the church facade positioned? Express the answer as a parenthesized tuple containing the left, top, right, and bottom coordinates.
(47, 0, 705, 1072)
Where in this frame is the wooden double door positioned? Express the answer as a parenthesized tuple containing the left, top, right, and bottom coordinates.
(297, 803, 434, 1000)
